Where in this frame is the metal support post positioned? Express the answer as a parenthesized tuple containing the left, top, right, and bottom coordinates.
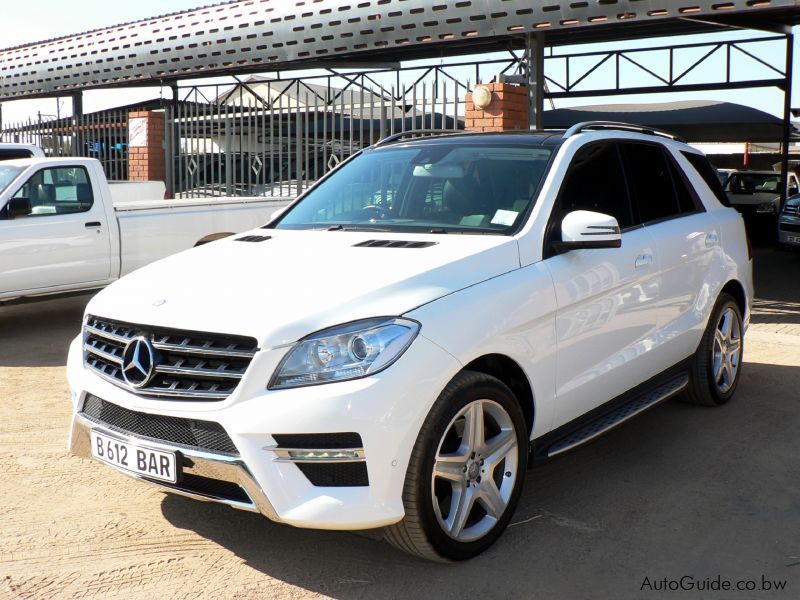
(526, 32, 545, 131)
(780, 33, 794, 208)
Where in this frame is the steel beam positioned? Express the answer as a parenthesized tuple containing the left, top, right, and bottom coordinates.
(0, 0, 797, 101)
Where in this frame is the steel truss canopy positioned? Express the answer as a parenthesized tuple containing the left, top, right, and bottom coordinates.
(0, 0, 799, 101)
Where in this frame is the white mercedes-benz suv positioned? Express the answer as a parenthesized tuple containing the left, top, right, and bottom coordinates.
(67, 123, 752, 561)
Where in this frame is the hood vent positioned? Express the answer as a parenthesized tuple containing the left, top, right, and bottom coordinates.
(354, 240, 437, 249)
(235, 235, 272, 243)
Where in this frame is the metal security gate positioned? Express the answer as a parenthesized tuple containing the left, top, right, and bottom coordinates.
(0, 109, 129, 180)
(168, 66, 475, 199)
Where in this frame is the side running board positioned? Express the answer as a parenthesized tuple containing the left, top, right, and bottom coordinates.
(546, 374, 689, 458)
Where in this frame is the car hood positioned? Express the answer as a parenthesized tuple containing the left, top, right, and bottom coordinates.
(87, 229, 520, 347)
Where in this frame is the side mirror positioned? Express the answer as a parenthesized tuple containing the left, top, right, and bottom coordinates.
(7, 196, 31, 219)
(554, 210, 621, 253)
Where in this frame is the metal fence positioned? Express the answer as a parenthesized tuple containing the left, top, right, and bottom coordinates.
(169, 66, 479, 199)
(0, 109, 130, 180)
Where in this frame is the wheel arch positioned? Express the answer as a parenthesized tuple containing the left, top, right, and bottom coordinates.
(462, 354, 534, 437)
(720, 279, 747, 315)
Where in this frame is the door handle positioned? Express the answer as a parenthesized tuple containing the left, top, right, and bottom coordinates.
(705, 232, 719, 248)
(634, 253, 653, 269)
(85, 221, 102, 229)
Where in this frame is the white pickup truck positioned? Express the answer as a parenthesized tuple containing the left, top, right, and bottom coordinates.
(0, 157, 290, 301)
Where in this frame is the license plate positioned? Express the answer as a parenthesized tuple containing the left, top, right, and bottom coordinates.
(787, 235, 800, 244)
(90, 430, 178, 483)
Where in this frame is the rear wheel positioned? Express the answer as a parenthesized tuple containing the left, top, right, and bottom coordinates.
(682, 293, 743, 406)
(383, 371, 527, 561)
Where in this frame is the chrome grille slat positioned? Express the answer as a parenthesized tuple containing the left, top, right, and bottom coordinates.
(155, 364, 243, 380)
(83, 315, 258, 402)
(83, 343, 123, 366)
(84, 323, 134, 344)
(151, 340, 256, 359)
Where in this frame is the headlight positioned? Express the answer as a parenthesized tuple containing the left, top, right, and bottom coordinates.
(756, 201, 777, 214)
(269, 317, 420, 389)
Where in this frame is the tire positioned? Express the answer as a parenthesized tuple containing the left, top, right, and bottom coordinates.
(383, 370, 528, 561)
(681, 293, 744, 407)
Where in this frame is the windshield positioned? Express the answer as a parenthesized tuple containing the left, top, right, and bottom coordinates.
(0, 165, 23, 195)
(273, 143, 553, 234)
(726, 173, 780, 194)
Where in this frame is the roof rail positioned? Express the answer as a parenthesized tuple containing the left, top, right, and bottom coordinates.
(374, 129, 464, 147)
(563, 121, 686, 143)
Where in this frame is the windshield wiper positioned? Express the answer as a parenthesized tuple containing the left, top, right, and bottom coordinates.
(327, 224, 344, 231)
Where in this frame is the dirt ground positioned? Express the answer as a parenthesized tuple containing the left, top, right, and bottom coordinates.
(2, 249, 800, 600)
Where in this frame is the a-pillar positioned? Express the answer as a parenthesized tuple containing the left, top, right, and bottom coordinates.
(127, 110, 166, 182)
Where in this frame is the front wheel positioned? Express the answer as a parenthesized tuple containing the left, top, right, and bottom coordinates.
(383, 371, 528, 561)
(682, 293, 744, 406)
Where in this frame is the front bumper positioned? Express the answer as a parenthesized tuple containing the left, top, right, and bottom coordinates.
(778, 215, 800, 246)
(67, 330, 461, 530)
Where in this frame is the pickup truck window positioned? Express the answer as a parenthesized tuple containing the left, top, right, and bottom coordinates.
(274, 143, 553, 234)
(0, 165, 22, 192)
(10, 166, 94, 218)
(726, 172, 781, 194)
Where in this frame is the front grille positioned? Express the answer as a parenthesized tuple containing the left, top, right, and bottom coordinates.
(779, 222, 800, 233)
(783, 205, 800, 216)
(148, 473, 251, 504)
(81, 395, 238, 455)
(84, 315, 258, 401)
(296, 462, 369, 487)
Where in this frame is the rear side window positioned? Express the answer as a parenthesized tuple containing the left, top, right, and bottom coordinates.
(621, 143, 683, 224)
(0, 148, 34, 160)
(681, 151, 730, 206)
(555, 142, 633, 229)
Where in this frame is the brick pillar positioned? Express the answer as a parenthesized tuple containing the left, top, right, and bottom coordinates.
(127, 110, 166, 182)
(465, 83, 529, 132)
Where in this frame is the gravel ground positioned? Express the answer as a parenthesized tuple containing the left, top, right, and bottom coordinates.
(1, 249, 799, 600)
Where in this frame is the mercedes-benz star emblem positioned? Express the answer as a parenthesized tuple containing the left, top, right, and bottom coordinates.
(121, 336, 156, 389)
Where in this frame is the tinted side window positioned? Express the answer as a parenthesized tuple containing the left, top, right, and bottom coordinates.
(621, 143, 680, 223)
(556, 143, 633, 229)
(10, 167, 94, 218)
(681, 151, 730, 206)
(666, 155, 702, 214)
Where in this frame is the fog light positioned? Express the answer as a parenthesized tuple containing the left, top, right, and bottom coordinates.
(288, 449, 361, 460)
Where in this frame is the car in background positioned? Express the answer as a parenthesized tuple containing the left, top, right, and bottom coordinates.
(725, 170, 799, 217)
(0, 143, 45, 160)
(778, 193, 800, 249)
(716, 168, 735, 187)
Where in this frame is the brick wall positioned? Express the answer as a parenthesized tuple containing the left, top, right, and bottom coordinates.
(465, 83, 529, 132)
(127, 110, 165, 183)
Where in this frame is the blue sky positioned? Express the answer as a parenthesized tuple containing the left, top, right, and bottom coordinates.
(0, 0, 796, 123)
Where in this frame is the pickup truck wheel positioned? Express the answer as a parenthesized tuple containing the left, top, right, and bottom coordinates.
(682, 293, 743, 406)
(383, 371, 527, 561)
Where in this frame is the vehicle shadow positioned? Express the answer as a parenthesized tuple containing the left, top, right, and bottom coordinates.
(0, 292, 93, 367)
(160, 359, 800, 600)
